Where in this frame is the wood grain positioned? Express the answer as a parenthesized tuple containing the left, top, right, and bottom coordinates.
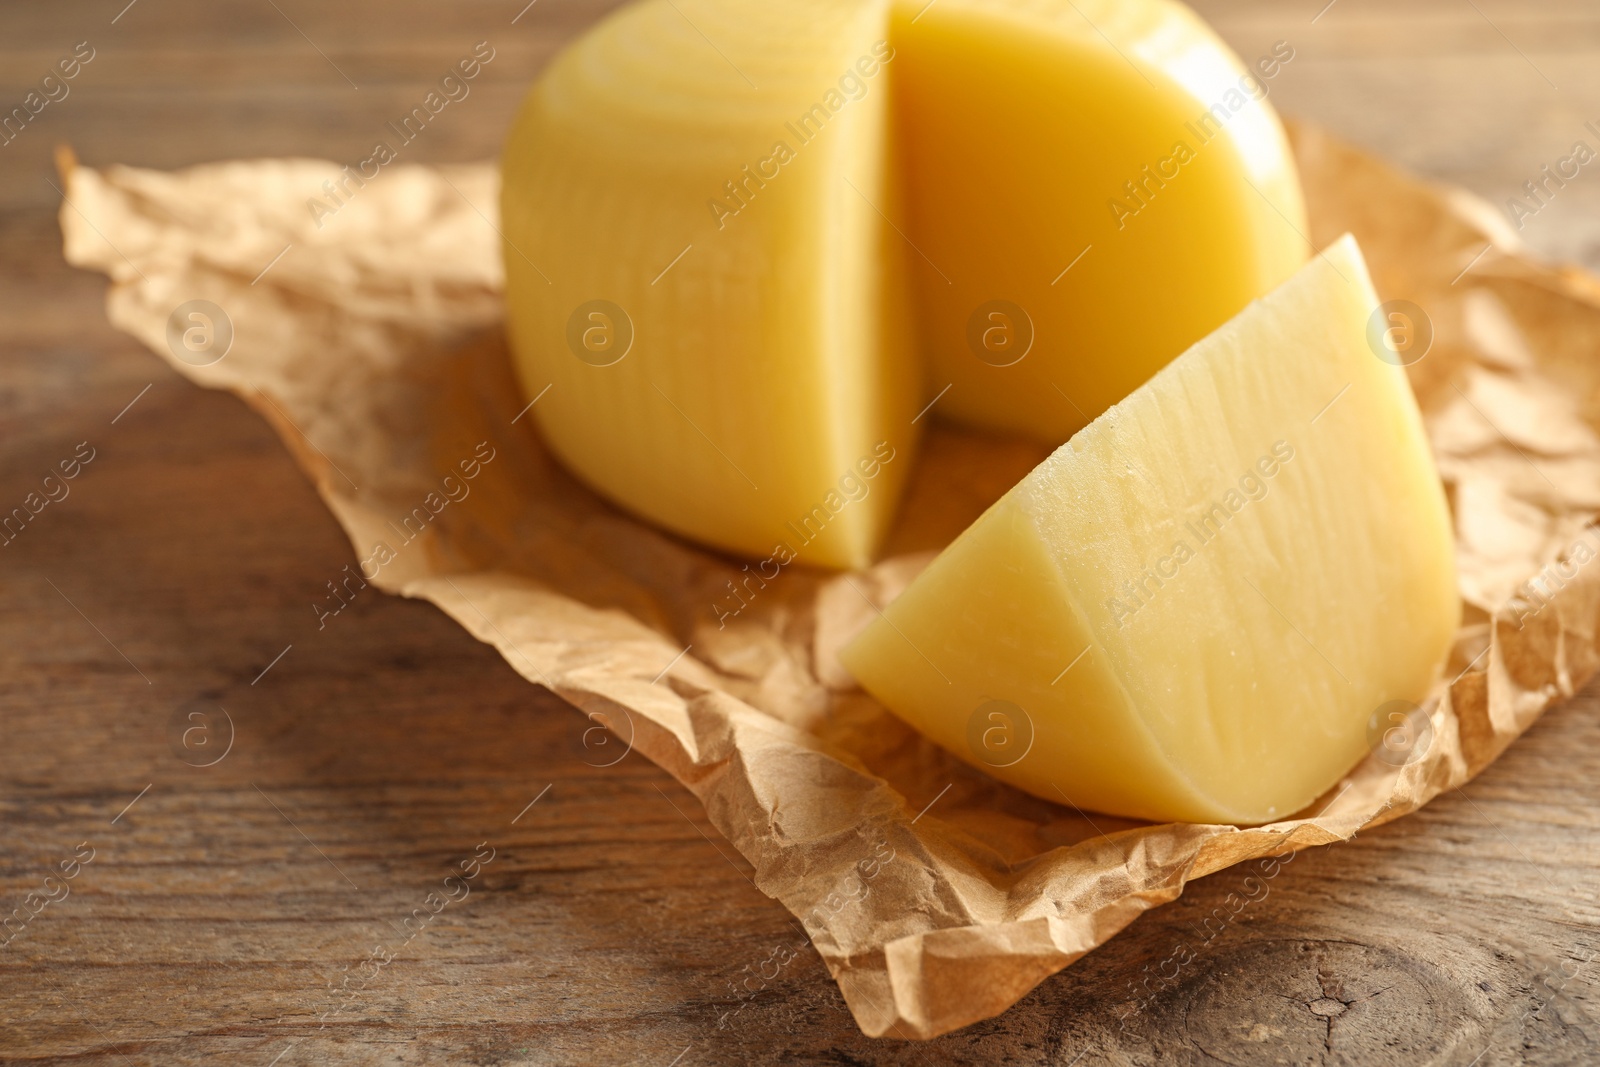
(2, 1, 1598, 1064)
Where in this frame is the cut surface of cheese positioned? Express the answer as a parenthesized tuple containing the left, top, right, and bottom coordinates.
(840, 236, 1460, 825)
(891, 1, 1307, 443)
(500, 0, 1307, 567)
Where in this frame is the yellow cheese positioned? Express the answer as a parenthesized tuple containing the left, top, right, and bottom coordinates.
(891, 1, 1307, 443)
(501, 0, 1307, 567)
(840, 237, 1460, 825)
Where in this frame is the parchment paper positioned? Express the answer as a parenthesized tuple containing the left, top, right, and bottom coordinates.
(57, 121, 1600, 1040)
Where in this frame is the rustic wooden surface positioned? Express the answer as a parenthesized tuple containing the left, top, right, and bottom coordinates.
(3, 1, 1599, 1064)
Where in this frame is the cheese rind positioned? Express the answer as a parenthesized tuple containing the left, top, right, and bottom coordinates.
(840, 237, 1460, 825)
(502, 1, 918, 569)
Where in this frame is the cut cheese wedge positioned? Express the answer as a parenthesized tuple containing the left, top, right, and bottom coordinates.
(840, 236, 1459, 825)
(500, 0, 1307, 568)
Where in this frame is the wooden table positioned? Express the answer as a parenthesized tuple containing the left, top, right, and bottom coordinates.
(3, 1, 1598, 1064)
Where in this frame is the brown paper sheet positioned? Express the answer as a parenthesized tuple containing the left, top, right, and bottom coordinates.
(57, 121, 1600, 1040)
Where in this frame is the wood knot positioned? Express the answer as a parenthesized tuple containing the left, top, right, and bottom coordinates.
(1308, 997, 1347, 1018)
(1181, 938, 1456, 1065)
